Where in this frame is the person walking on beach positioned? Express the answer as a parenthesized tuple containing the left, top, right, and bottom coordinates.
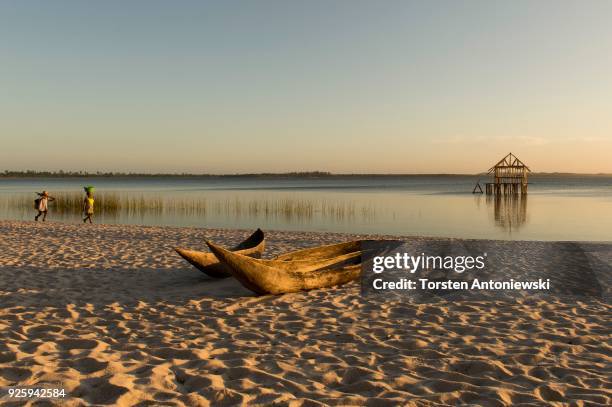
(34, 191, 55, 222)
(82, 186, 95, 224)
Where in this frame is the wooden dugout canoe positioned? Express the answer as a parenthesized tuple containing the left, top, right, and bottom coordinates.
(176, 233, 362, 278)
(174, 229, 265, 278)
(206, 240, 363, 295)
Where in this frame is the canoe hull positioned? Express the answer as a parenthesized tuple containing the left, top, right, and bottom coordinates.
(206, 240, 364, 295)
(175, 229, 265, 278)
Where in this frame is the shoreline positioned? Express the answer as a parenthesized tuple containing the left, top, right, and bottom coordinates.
(2, 218, 610, 244)
(0, 220, 610, 405)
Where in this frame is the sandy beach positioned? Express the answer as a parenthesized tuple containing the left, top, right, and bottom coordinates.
(0, 220, 610, 406)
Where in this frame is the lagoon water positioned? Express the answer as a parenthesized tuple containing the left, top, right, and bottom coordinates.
(1, 175, 611, 241)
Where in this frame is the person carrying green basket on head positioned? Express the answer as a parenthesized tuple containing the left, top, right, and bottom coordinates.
(83, 186, 95, 224)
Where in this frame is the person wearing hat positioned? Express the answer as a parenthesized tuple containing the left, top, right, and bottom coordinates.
(82, 186, 95, 224)
(34, 191, 55, 222)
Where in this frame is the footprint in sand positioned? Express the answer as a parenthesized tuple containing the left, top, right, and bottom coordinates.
(73, 377, 130, 405)
(0, 367, 32, 382)
(57, 339, 100, 350)
(70, 357, 109, 374)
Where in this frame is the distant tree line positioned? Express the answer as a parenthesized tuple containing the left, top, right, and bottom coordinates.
(0, 170, 335, 178)
(1, 170, 608, 178)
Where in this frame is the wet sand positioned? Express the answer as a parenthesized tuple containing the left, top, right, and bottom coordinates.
(0, 220, 610, 406)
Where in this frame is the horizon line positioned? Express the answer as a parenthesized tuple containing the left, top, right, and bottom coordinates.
(2, 170, 612, 177)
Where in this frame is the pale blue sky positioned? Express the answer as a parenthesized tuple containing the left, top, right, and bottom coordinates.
(1, 1, 611, 173)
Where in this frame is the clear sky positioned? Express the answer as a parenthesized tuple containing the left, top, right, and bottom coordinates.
(1, 1, 611, 174)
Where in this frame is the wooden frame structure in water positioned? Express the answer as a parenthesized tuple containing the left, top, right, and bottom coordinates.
(485, 152, 530, 195)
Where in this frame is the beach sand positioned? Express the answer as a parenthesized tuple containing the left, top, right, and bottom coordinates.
(0, 220, 610, 406)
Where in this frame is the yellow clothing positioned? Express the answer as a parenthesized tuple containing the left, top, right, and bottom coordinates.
(85, 197, 94, 215)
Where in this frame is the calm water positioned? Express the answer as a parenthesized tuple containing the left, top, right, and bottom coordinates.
(1, 175, 611, 241)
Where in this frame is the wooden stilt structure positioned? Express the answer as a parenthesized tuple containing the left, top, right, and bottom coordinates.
(483, 153, 530, 195)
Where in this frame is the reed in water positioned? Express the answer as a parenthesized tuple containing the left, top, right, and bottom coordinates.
(6, 192, 376, 221)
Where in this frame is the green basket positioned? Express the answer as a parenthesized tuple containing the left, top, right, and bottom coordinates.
(84, 186, 95, 194)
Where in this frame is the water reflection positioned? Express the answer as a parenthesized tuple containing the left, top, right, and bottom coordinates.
(486, 194, 528, 232)
(1, 176, 611, 240)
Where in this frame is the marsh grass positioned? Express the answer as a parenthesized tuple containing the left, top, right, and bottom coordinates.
(7, 192, 376, 222)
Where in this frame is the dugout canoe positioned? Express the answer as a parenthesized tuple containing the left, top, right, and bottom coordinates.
(206, 240, 366, 295)
(174, 229, 265, 278)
